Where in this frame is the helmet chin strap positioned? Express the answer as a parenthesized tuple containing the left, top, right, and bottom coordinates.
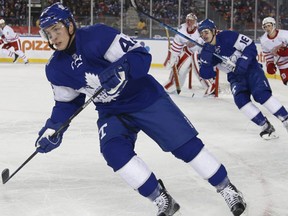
(65, 30, 75, 50)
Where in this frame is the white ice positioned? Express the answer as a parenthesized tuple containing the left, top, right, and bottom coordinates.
(0, 63, 287, 216)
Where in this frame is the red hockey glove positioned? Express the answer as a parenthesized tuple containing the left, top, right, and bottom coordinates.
(266, 62, 277, 75)
(277, 47, 288, 57)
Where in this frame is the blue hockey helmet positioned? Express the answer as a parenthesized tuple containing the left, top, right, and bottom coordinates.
(39, 2, 75, 30)
(198, 19, 217, 33)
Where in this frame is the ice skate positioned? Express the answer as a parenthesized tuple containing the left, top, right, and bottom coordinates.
(260, 120, 278, 140)
(13, 54, 19, 63)
(153, 179, 180, 216)
(218, 183, 246, 216)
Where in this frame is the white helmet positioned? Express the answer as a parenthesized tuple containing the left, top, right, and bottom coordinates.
(262, 17, 276, 30)
(186, 13, 197, 21)
(0, 19, 5, 25)
(186, 13, 197, 30)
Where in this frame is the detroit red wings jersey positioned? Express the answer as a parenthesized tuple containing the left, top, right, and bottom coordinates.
(260, 29, 288, 69)
(170, 23, 203, 56)
(1, 25, 19, 43)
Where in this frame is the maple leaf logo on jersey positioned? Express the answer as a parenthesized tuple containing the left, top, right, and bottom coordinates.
(78, 72, 120, 103)
(85, 72, 101, 90)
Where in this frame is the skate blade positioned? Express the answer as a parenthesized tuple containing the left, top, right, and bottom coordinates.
(261, 132, 279, 140)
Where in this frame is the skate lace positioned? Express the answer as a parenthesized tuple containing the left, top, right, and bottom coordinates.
(153, 192, 170, 213)
(219, 185, 241, 209)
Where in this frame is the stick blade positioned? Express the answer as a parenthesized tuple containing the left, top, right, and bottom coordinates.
(2, 168, 10, 184)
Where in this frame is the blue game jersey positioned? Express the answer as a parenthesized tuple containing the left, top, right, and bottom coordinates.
(212, 30, 258, 71)
(199, 30, 260, 82)
(45, 24, 165, 123)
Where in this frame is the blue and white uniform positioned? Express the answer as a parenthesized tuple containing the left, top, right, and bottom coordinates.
(36, 4, 248, 214)
(199, 29, 288, 131)
(43, 23, 228, 196)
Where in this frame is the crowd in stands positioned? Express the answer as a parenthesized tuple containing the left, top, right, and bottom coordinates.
(210, 0, 288, 30)
(1, 0, 288, 34)
(0, 0, 27, 26)
(136, 0, 202, 26)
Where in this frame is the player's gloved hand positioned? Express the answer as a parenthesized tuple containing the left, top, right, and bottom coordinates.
(234, 55, 250, 74)
(199, 43, 215, 66)
(266, 62, 277, 74)
(99, 60, 129, 95)
(35, 119, 66, 153)
(220, 56, 236, 72)
(277, 46, 288, 57)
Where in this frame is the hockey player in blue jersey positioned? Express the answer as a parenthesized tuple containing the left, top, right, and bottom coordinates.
(36, 3, 246, 216)
(198, 19, 288, 140)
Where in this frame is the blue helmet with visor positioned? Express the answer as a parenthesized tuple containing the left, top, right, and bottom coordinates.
(198, 19, 217, 33)
(39, 2, 75, 29)
(39, 2, 76, 50)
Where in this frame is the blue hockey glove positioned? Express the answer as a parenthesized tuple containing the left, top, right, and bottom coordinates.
(199, 43, 215, 66)
(99, 60, 129, 95)
(234, 55, 251, 74)
(35, 119, 66, 153)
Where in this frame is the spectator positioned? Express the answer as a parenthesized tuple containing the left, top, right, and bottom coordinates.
(135, 18, 148, 36)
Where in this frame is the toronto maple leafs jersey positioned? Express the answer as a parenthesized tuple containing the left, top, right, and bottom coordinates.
(204, 30, 259, 76)
(45, 24, 165, 123)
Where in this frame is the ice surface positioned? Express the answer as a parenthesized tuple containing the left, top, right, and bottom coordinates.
(0, 63, 287, 216)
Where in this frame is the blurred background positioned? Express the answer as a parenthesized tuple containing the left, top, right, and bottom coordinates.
(0, 0, 287, 42)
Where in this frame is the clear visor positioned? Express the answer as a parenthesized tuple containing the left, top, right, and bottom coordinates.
(39, 29, 49, 40)
(186, 19, 197, 28)
(200, 29, 211, 37)
(39, 22, 65, 41)
(262, 23, 273, 29)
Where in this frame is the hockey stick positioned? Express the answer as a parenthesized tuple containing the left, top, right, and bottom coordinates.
(165, 27, 181, 94)
(165, 27, 171, 48)
(130, 0, 235, 68)
(2, 87, 104, 184)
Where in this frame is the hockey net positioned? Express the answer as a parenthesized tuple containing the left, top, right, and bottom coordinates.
(213, 68, 232, 97)
(154, 67, 232, 98)
(187, 68, 232, 98)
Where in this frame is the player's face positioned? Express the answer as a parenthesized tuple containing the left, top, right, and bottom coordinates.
(43, 22, 70, 50)
(186, 19, 197, 30)
(263, 23, 274, 35)
(200, 29, 214, 44)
